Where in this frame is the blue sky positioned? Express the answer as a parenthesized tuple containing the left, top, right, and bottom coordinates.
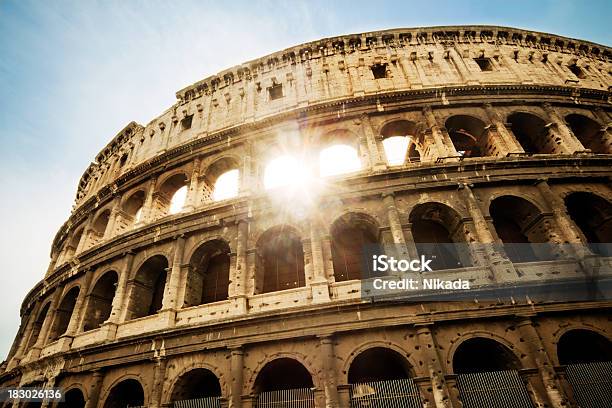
(0, 0, 610, 359)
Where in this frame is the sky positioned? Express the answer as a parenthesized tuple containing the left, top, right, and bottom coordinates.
(0, 0, 610, 360)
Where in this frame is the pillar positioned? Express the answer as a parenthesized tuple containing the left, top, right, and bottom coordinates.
(361, 114, 386, 170)
(59, 270, 93, 350)
(319, 336, 340, 407)
(150, 357, 168, 408)
(161, 235, 186, 323)
(229, 347, 244, 408)
(83, 370, 104, 408)
(383, 193, 418, 260)
(230, 219, 249, 313)
(515, 316, 570, 408)
(240, 143, 254, 195)
(183, 158, 201, 211)
(422, 106, 456, 160)
(542, 103, 585, 153)
(29, 287, 63, 360)
(310, 219, 331, 303)
(415, 325, 456, 408)
(103, 196, 122, 240)
(103, 251, 134, 338)
(76, 213, 95, 254)
(448, 47, 479, 85)
(483, 103, 524, 154)
(140, 176, 158, 225)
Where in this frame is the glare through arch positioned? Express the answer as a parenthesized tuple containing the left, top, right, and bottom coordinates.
(169, 185, 187, 214)
(319, 144, 361, 177)
(213, 169, 239, 201)
(382, 136, 410, 166)
(264, 155, 311, 189)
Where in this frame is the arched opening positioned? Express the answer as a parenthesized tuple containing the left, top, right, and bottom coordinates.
(62, 227, 84, 261)
(26, 302, 50, 348)
(331, 213, 380, 282)
(380, 120, 419, 165)
(445, 115, 486, 157)
(254, 358, 313, 394)
(83, 271, 118, 331)
(103, 379, 144, 408)
(319, 144, 361, 177)
(566, 114, 609, 153)
(558, 329, 612, 365)
(508, 112, 555, 154)
(410, 203, 471, 269)
(454, 337, 532, 408)
(170, 368, 222, 406)
(558, 329, 612, 407)
(454, 337, 520, 374)
(264, 155, 311, 190)
(490, 195, 552, 262)
(58, 388, 85, 408)
(257, 227, 305, 294)
(123, 190, 146, 227)
(91, 209, 111, 242)
(347, 347, 422, 405)
(184, 240, 230, 307)
(127, 255, 168, 320)
(48, 287, 80, 342)
(203, 157, 241, 202)
(565, 192, 612, 255)
(157, 173, 188, 216)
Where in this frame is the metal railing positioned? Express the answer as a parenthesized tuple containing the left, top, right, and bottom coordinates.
(349, 378, 422, 408)
(565, 360, 612, 408)
(256, 388, 315, 408)
(456, 370, 534, 408)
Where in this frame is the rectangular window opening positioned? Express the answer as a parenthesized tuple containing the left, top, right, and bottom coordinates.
(268, 84, 283, 100)
(474, 57, 493, 71)
(181, 114, 193, 130)
(568, 64, 586, 79)
(371, 63, 388, 79)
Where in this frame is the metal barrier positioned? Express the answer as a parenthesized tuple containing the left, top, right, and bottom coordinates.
(349, 378, 423, 408)
(565, 360, 612, 408)
(456, 370, 534, 408)
(256, 388, 315, 408)
(172, 397, 221, 408)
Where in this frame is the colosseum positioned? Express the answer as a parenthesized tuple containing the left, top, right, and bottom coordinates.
(1, 25, 611, 408)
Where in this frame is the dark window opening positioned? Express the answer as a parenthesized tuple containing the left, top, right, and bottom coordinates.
(103, 379, 144, 408)
(332, 223, 379, 282)
(48, 287, 80, 342)
(58, 389, 85, 408)
(83, 271, 118, 331)
(170, 369, 222, 402)
(474, 57, 493, 71)
(181, 114, 193, 130)
(260, 229, 305, 293)
(128, 255, 168, 319)
(119, 154, 128, 167)
(348, 347, 412, 383)
(268, 83, 283, 100)
(568, 64, 586, 79)
(454, 338, 519, 374)
(371, 63, 388, 79)
(254, 358, 313, 393)
(565, 192, 612, 256)
(558, 329, 612, 365)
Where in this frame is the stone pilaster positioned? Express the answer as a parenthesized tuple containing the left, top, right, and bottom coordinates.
(183, 158, 201, 211)
(309, 218, 331, 303)
(160, 235, 186, 324)
(229, 347, 244, 408)
(415, 325, 456, 408)
(483, 103, 524, 154)
(84, 370, 104, 408)
(422, 106, 456, 160)
(360, 114, 386, 171)
(319, 336, 340, 407)
(28, 287, 63, 360)
(542, 103, 585, 153)
(103, 251, 134, 338)
(150, 357, 168, 408)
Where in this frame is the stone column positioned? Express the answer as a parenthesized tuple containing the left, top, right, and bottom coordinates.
(240, 143, 254, 195)
(361, 114, 387, 171)
(422, 106, 456, 160)
(535, 179, 590, 258)
(83, 370, 104, 408)
(310, 219, 331, 303)
(448, 47, 479, 85)
(103, 251, 134, 338)
(319, 336, 340, 407)
(76, 213, 96, 254)
(103, 196, 122, 240)
(542, 103, 585, 153)
(515, 317, 570, 408)
(161, 235, 186, 324)
(383, 193, 418, 260)
(29, 287, 63, 360)
(58, 270, 93, 350)
(183, 158, 201, 211)
(150, 357, 168, 408)
(415, 325, 456, 408)
(229, 347, 244, 408)
(230, 219, 249, 314)
(140, 176, 159, 225)
(483, 103, 524, 154)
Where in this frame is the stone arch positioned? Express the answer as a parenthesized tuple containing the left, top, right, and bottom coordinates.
(183, 239, 231, 307)
(255, 225, 306, 294)
(26, 301, 51, 348)
(82, 270, 119, 331)
(318, 129, 362, 176)
(565, 113, 610, 153)
(507, 111, 557, 154)
(489, 194, 555, 262)
(409, 202, 473, 269)
(91, 208, 112, 243)
(164, 361, 228, 405)
(168, 367, 223, 404)
(202, 156, 242, 202)
(126, 254, 169, 320)
(330, 212, 381, 281)
(101, 376, 146, 408)
(379, 119, 420, 164)
(564, 191, 612, 255)
(450, 334, 523, 374)
(57, 386, 86, 408)
(248, 353, 318, 394)
(155, 171, 189, 217)
(121, 189, 146, 226)
(341, 341, 417, 384)
(47, 286, 80, 342)
(557, 328, 612, 365)
(444, 115, 487, 157)
(318, 128, 361, 149)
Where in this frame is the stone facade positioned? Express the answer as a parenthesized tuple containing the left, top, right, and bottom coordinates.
(1, 26, 612, 408)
